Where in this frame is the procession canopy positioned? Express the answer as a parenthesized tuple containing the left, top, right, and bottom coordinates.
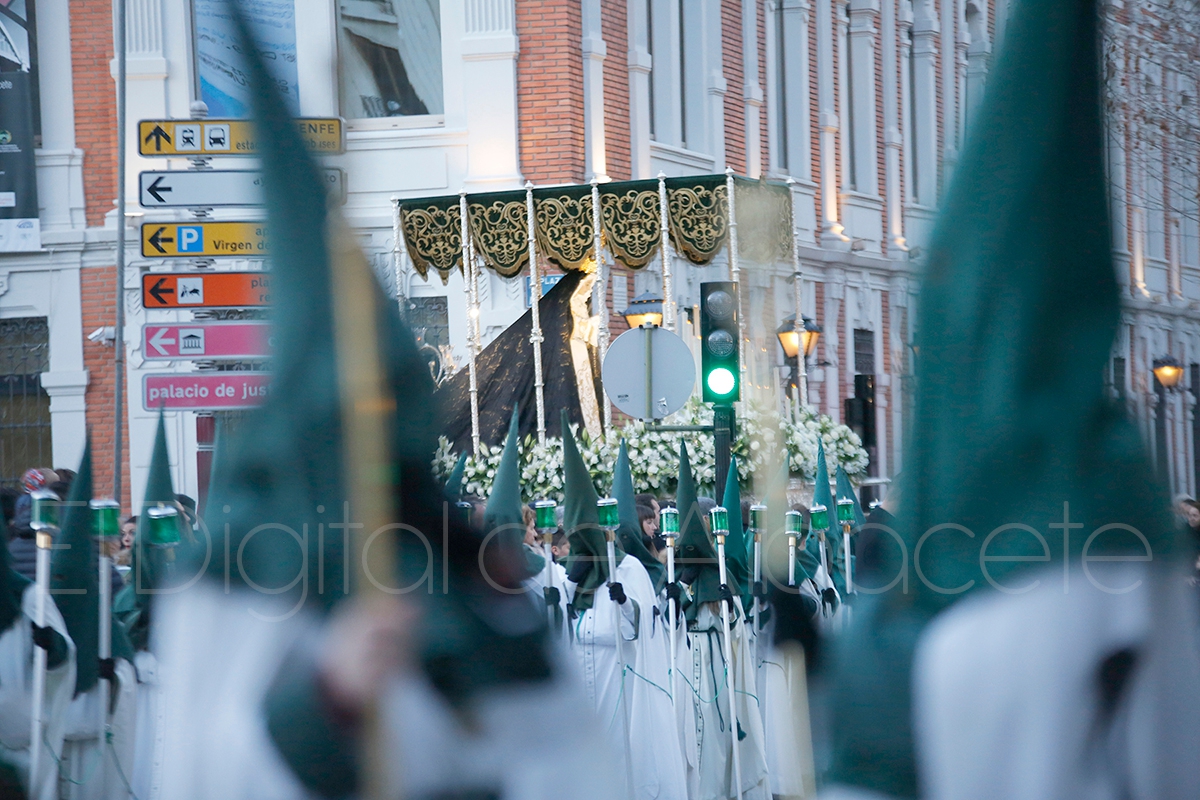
(397, 174, 797, 284)
(435, 270, 600, 450)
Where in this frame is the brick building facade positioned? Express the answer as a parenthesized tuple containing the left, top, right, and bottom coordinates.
(4, 0, 1197, 508)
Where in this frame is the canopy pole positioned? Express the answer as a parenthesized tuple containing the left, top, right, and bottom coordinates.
(591, 178, 612, 434)
(459, 192, 481, 457)
(391, 198, 407, 318)
(725, 168, 747, 396)
(788, 179, 809, 411)
(525, 182, 547, 444)
(28, 527, 52, 793)
(657, 173, 675, 330)
(715, 530, 745, 800)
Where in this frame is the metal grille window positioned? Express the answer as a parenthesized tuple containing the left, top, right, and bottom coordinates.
(854, 328, 875, 375)
(0, 317, 51, 488)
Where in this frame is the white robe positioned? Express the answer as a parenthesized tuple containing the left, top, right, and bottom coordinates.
(680, 599, 769, 800)
(60, 657, 138, 800)
(524, 554, 570, 639)
(0, 584, 77, 800)
(912, 563, 1200, 800)
(567, 553, 688, 800)
(156, 580, 622, 800)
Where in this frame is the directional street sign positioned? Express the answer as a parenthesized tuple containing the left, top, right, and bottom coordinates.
(138, 118, 344, 156)
(144, 373, 270, 411)
(142, 322, 270, 361)
(138, 168, 346, 208)
(141, 272, 270, 309)
(141, 222, 268, 258)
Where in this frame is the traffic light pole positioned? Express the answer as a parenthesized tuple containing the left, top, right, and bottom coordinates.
(714, 404, 735, 505)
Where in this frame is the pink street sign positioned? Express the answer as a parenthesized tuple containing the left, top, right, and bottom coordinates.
(143, 373, 270, 410)
(141, 321, 270, 361)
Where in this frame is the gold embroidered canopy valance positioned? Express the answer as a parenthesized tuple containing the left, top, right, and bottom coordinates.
(398, 174, 795, 283)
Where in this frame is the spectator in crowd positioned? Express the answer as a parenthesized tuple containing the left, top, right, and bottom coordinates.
(6, 468, 59, 580)
(550, 528, 570, 563)
(0, 487, 17, 536)
(115, 515, 137, 570)
(636, 503, 661, 560)
(636, 493, 660, 518)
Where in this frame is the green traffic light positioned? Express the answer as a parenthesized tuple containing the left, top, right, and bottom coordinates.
(706, 366, 736, 396)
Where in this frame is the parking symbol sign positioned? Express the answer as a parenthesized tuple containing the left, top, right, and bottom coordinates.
(177, 225, 203, 253)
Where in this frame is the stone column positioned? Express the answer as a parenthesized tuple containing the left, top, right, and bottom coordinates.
(583, 0, 610, 181)
(463, 0, 523, 188)
(882, 0, 906, 253)
(817, 0, 849, 246)
(628, 0, 654, 177)
(35, 0, 85, 232)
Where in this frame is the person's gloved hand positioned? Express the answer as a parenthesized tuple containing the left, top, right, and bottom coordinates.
(544, 586, 561, 607)
(98, 657, 116, 681)
(718, 583, 735, 610)
(821, 587, 838, 607)
(608, 582, 627, 605)
(665, 581, 682, 604)
(31, 623, 55, 651)
(752, 580, 767, 600)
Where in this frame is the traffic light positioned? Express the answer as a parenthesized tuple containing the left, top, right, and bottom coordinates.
(700, 281, 740, 404)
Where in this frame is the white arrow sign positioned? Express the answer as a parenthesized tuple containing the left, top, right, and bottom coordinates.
(138, 168, 346, 208)
(148, 327, 176, 356)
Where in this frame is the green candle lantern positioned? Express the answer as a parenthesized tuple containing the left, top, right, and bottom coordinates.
(30, 488, 60, 530)
(90, 499, 121, 539)
(534, 499, 557, 532)
(709, 506, 729, 536)
(597, 498, 619, 529)
(837, 496, 855, 524)
(146, 505, 180, 547)
(749, 504, 766, 533)
(659, 506, 679, 537)
(809, 502, 829, 531)
(785, 509, 803, 536)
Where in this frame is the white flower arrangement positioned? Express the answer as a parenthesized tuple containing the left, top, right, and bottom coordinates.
(432, 398, 868, 502)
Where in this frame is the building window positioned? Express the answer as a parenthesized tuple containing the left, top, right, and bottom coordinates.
(193, 0, 300, 117)
(0, 317, 50, 489)
(773, 2, 788, 172)
(854, 328, 875, 375)
(1111, 356, 1126, 401)
(338, 0, 444, 119)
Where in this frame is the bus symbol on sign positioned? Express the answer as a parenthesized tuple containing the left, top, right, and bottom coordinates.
(178, 329, 205, 355)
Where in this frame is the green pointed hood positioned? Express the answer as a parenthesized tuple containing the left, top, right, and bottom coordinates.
(720, 456, 751, 609)
(484, 408, 538, 577)
(808, 437, 845, 592)
(50, 443, 100, 695)
(613, 439, 665, 592)
(674, 441, 720, 618)
(134, 411, 178, 595)
(562, 409, 616, 613)
(835, 466, 865, 527)
(202, 9, 550, 718)
(484, 408, 523, 531)
(825, 2, 1176, 796)
(444, 451, 468, 502)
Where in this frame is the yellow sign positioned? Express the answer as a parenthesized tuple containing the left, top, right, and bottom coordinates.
(138, 118, 344, 156)
(141, 222, 268, 258)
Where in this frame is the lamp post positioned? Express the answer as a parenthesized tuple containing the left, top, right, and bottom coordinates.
(660, 505, 679, 705)
(777, 314, 822, 413)
(598, 496, 634, 798)
(621, 291, 665, 329)
(534, 499, 559, 632)
(708, 505, 744, 800)
(836, 496, 855, 596)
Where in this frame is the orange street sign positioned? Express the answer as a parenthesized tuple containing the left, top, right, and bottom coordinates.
(141, 272, 271, 309)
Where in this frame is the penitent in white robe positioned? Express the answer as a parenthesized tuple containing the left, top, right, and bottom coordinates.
(0, 584, 77, 800)
(568, 553, 688, 800)
(524, 553, 571, 638)
(680, 599, 769, 800)
(156, 580, 624, 800)
(60, 657, 138, 800)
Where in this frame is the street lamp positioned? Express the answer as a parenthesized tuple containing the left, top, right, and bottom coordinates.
(622, 291, 664, 328)
(776, 314, 822, 360)
(1153, 356, 1185, 390)
(777, 314, 821, 411)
